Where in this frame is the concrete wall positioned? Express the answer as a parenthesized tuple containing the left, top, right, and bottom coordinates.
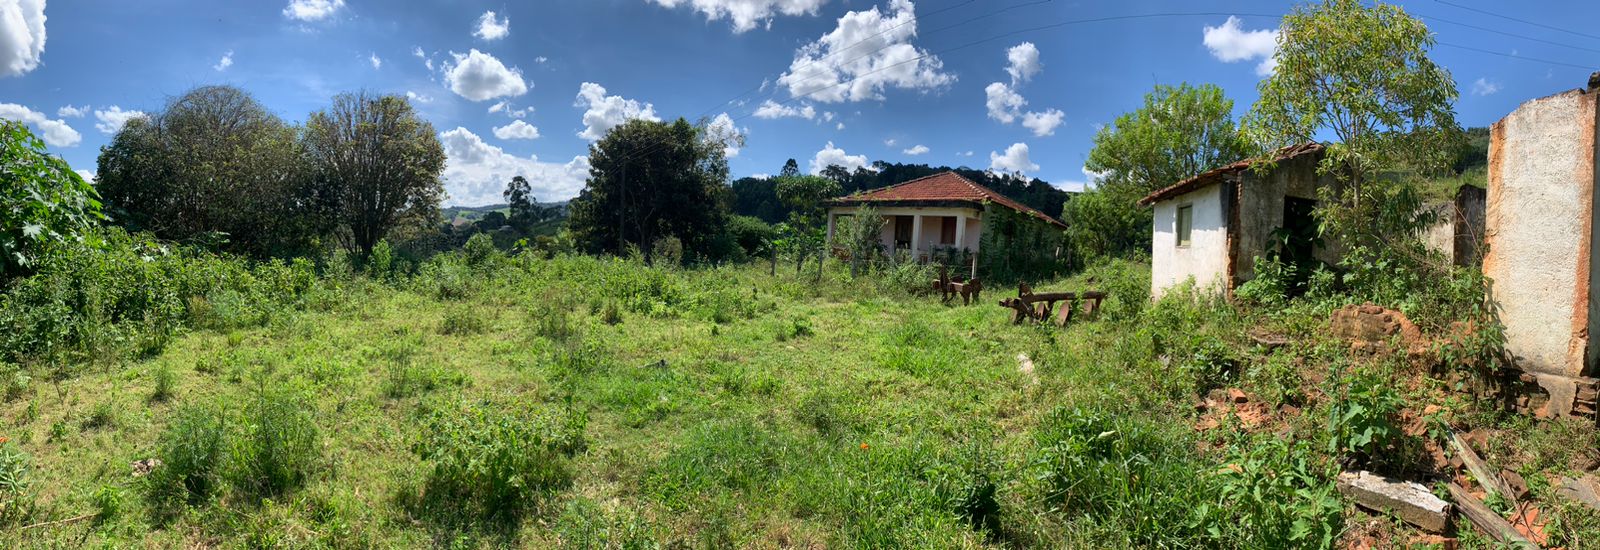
(828, 205, 983, 256)
(1484, 87, 1599, 379)
(1151, 183, 1229, 299)
(1233, 152, 1339, 284)
(1422, 186, 1487, 266)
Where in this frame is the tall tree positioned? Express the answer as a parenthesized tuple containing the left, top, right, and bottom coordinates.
(504, 175, 536, 227)
(568, 118, 733, 259)
(1066, 83, 1249, 261)
(779, 158, 800, 178)
(96, 85, 326, 258)
(1243, 0, 1461, 193)
(2, 121, 104, 277)
(303, 92, 446, 257)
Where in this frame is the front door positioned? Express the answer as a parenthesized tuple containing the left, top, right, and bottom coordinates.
(1281, 197, 1319, 293)
(894, 216, 913, 251)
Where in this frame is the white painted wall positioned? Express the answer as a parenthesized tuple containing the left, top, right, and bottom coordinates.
(828, 205, 984, 256)
(1484, 87, 1599, 379)
(1151, 183, 1229, 299)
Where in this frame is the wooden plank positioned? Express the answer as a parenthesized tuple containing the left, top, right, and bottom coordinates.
(1452, 433, 1515, 500)
(1447, 483, 1540, 549)
(1336, 470, 1452, 533)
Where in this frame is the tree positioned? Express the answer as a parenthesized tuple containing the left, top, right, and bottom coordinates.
(304, 92, 447, 257)
(96, 85, 326, 258)
(568, 118, 733, 259)
(835, 205, 884, 276)
(774, 175, 841, 227)
(1242, 0, 1462, 194)
(1, 121, 104, 277)
(1067, 83, 1249, 261)
(504, 175, 545, 229)
(780, 158, 800, 178)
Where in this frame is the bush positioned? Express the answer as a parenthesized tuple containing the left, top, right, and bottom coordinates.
(876, 256, 937, 297)
(150, 403, 228, 505)
(439, 308, 489, 336)
(230, 387, 322, 498)
(367, 239, 395, 280)
(0, 441, 32, 526)
(531, 290, 578, 342)
(463, 232, 499, 268)
(1, 120, 105, 278)
(151, 363, 176, 402)
(412, 401, 586, 522)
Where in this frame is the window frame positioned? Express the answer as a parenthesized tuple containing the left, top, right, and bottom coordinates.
(1175, 204, 1194, 248)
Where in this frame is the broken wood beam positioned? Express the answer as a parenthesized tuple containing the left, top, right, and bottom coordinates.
(1452, 433, 1515, 501)
(1336, 470, 1452, 533)
(1447, 483, 1540, 549)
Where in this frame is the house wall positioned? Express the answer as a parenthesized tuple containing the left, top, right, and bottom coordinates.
(1233, 152, 1339, 284)
(1484, 86, 1600, 380)
(827, 205, 984, 256)
(1422, 186, 1487, 266)
(1151, 183, 1229, 299)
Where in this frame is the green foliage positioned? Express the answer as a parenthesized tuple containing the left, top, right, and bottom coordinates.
(230, 386, 322, 498)
(83, 400, 119, 431)
(462, 232, 498, 267)
(304, 92, 446, 257)
(1070, 83, 1249, 263)
(569, 118, 733, 261)
(95, 86, 326, 259)
(724, 214, 776, 259)
(1324, 367, 1403, 462)
(412, 401, 586, 522)
(650, 235, 684, 267)
(439, 307, 489, 336)
(774, 174, 842, 230)
(975, 203, 1066, 284)
(835, 205, 885, 276)
(0, 441, 31, 526)
(0, 120, 105, 278)
(367, 239, 395, 280)
(1243, 0, 1462, 187)
(149, 403, 228, 505)
(93, 483, 124, 523)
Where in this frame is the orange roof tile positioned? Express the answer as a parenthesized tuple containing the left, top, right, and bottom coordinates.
(827, 171, 1067, 229)
(1138, 142, 1325, 206)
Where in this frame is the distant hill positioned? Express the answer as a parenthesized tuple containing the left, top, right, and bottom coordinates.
(442, 202, 568, 225)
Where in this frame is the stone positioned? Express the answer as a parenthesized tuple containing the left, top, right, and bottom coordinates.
(1336, 470, 1452, 533)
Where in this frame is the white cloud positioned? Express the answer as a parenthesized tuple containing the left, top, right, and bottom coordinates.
(985, 82, 1025, 124)
(536, 56, 548, 64)
(438, 126, 591, 205)
(412, 46, 434, 71)
(214, 50, 233, 72)
(988, 142, 1038, 175)
(93, 105, 144, 135)
(283, 0, 344, 21)
(883, 138, 897, 147)
(57, 104, 87, 118)
(1203, 16, 1279, 76)
(902, 144, 928, 156)
(649, 0, 828, 33)
(0, 103, 81, 146)
(575, 82, 659, 141)
(473, 10, 510, 41)
(368, 53, 381, 69)
(74, 169, 95, 182)
(489, 100, 530, 118)
(405, 91, 433, 104)
(1472, 77, 1501, 96)
(706, 112, 746, 158)
(492, 119, 541, 140)
(1057, 167, 1103, 193)
(959, 150, 974, 157)
(777, 0, 955, 103)
(444, 49, 528, 101)
(753, 99, 815, 120)
(809, 141, 870, 174)
(0, 0, 46, 78)
(1005, 42, 1040, 85)
(835, 122, 845, 130)
(1021, 108, 1064, 137)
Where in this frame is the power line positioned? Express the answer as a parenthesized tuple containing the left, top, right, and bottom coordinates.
(1416, 11, 1600, 55)
(1437, 41, 1596, 70)
(1434, 0, 1600, 43)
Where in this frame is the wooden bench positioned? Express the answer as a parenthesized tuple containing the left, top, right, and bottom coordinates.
(996, 282, 1106, 326)
(930, 265, 982, 305)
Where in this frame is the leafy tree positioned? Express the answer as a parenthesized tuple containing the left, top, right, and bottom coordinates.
(774, 175, 840, 227)
(504, 176, 536, 227)
(835, 205, 884, 276)
(304, 92, 447, 257)
(1067, 83, 1249, 261)
(730, 176, 787, 223)
(780, 158, 800, 178)
(568, 118, 733, 260)
(1243, 0, 1462, 194)
(96, 85, 326, 258)
(1, 121, 104, 277)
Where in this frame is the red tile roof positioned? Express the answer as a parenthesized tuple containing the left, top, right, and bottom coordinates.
(826, 171, 1067, 229)
(1137, 142, 1325, 206)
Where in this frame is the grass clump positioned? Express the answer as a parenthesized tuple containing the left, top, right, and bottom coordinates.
(150, 363, 177, 402)
(410, 400, 587, 523)
(230, 387, 323, 499)
(439, 308, 489, 336)
(148, 403, 228, 508)
(0, 441, 33, 526)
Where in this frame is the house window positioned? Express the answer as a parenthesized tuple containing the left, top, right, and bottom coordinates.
(894, 216, 913, 250)
(1176, 205, 1194, 247)
(940, 216, 957, 245)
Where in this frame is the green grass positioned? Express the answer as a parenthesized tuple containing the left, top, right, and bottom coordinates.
(1, 252, 1596, 548)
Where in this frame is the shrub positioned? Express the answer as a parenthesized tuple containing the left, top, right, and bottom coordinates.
(367, 239, 395, 280)
(600, 300, 623, 326)
(93, 484, 123, 523)
(150, 403, 228, 505)
(0, 441, 32, 526)
(0, 362, 28, 402)
(463, 232, 499, 268)
(876, 258, 937, 297)
(439, 308, 489, 336)
(650, 236, 684, 267)
(83, 400, 119, 431)
(231, 387, 322, 498)
(1324, 367, 1403, 463)
(412, 401, 586, 521)
(151, 363, 176, 402)
(531, 289, 578, 342)
(383, 360, 463, 399)
(1, 120, 105, 279)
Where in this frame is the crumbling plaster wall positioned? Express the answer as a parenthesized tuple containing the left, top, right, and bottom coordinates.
(1484, 87, 1599, 380)
(1232, 152, 1340, 284)
(1151, 183, 1229, 299)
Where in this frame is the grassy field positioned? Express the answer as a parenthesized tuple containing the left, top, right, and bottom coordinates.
(2, 247, 1599, 548)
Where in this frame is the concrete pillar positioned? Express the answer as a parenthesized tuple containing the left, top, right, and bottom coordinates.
(954, 215, 966, 253)
(825, 212, 836, 245)
(911, 214, 923, 261)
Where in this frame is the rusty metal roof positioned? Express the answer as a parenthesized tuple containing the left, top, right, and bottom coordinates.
(826, 171, 1067, 229)
(1137, 142, 1325, 206)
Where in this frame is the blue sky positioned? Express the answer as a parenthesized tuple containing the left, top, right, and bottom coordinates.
(3, 0, 1597, 206)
